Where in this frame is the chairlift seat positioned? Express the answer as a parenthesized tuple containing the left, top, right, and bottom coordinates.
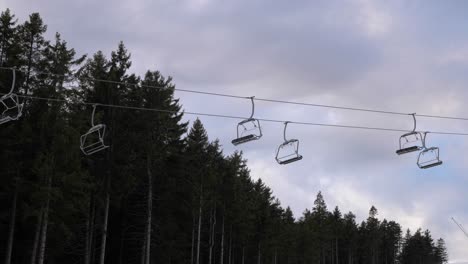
(396, 146, 421, 155)
(278, 155, 303, 165)
(276, 139, 302, 165)
(80, 124, 109, 155)
(419, 161, 443, 169)
(232, 134, 257, 146)
(232, 118, 262, 146)
(0, 93, 23, 124)
(396, 131, 423, 155)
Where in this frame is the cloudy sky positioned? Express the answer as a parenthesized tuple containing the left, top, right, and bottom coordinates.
(3, 0, 468, 262)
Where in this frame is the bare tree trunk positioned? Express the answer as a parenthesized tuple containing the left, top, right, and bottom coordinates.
(220, 213, 225, 264)
(242, 247, 245, 264)
(118, 199, 126, 264)
(5, 180, 19, 264)
(227, 226, 232, 264)
(322, 247, 325, 264)
(191, 219, 195, 264)
(274, 250, 277, 264)
(99, 175, 111, 264)
(4, 183, 18, 264)
(85, 198, 91, 264)
(118, 233, 124, 264)
(195, 184, 203, 264)
(331, 241, 334, 264)
(30, 208, 43, 264)
(145, 154, 153, 264)
(37, 173, 52, 264)
(208, 207, 216, 264)
(257, 243, 261, 264)
(85, 195, 95, 264)
(90, 199, 96, 264)
(336, 238, 339, 264)
(209, 211, 212, 264)
(140, 236, 146, 264)
(371, 248, 374, 264)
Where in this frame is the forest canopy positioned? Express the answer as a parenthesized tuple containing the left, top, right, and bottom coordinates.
(0, 9, 448, 264)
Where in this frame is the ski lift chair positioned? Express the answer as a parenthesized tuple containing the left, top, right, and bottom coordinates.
(0, 69, 23, 124)
(232, 97, 262, 146)
(80, 105, 109, 155)
(396, 114, 423, 155)
(275, 122, 303, 165)
(417, 133, 442, 169)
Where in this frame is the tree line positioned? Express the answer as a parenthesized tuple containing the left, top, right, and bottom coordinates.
(0, 9, 448, 264)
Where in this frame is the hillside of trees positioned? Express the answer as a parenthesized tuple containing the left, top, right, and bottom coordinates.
(0, 9, 449, 264)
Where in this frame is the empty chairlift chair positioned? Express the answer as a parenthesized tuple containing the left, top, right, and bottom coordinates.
(80, 105, 109, 155)
(417, 132, 442, 169)
(232, 97, 262, 146)
(0, 68, 23, 124)
(396, 114, 423, 155)
(276, 122, 303, 165)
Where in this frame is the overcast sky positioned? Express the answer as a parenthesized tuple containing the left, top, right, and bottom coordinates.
(3, 0, 468, 262)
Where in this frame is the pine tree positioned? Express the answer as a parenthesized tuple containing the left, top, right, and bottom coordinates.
(0, 9, 19, 66)
(435, 238, 448, 264)
(19, 12, 47, 94)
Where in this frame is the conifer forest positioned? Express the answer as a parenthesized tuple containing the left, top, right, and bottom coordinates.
(0, 9, 450, 264)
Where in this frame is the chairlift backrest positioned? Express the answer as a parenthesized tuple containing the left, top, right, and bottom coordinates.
(396, 131, 423, 155)
(276, 139, 303, 165)
(232, 118, 262, 146)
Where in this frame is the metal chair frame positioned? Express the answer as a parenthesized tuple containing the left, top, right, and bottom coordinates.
(275, 122, 303, 165)
(232, 97, 262, 146)
(80, 105, 109, 155)
(0, 69, 23, 124)
(417, 132, 442, 169)
(396, 114, 423, 155)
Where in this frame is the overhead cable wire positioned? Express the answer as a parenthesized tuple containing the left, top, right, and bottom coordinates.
(452, 217, 468, 238)
(3, 66, 468, 121)
(9, 93, 468, 136)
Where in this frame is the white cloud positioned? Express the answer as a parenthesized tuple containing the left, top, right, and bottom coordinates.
(355, 0, 393, 36)
(438, 47, 468, 65)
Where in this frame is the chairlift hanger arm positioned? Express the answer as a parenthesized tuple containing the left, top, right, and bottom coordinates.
(91, 105, 97, 127)
(7, 68, 16, 95)
(283, 121, 290, 142)
(249, 96, 255, 119)
(411, 113, 417, 132)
